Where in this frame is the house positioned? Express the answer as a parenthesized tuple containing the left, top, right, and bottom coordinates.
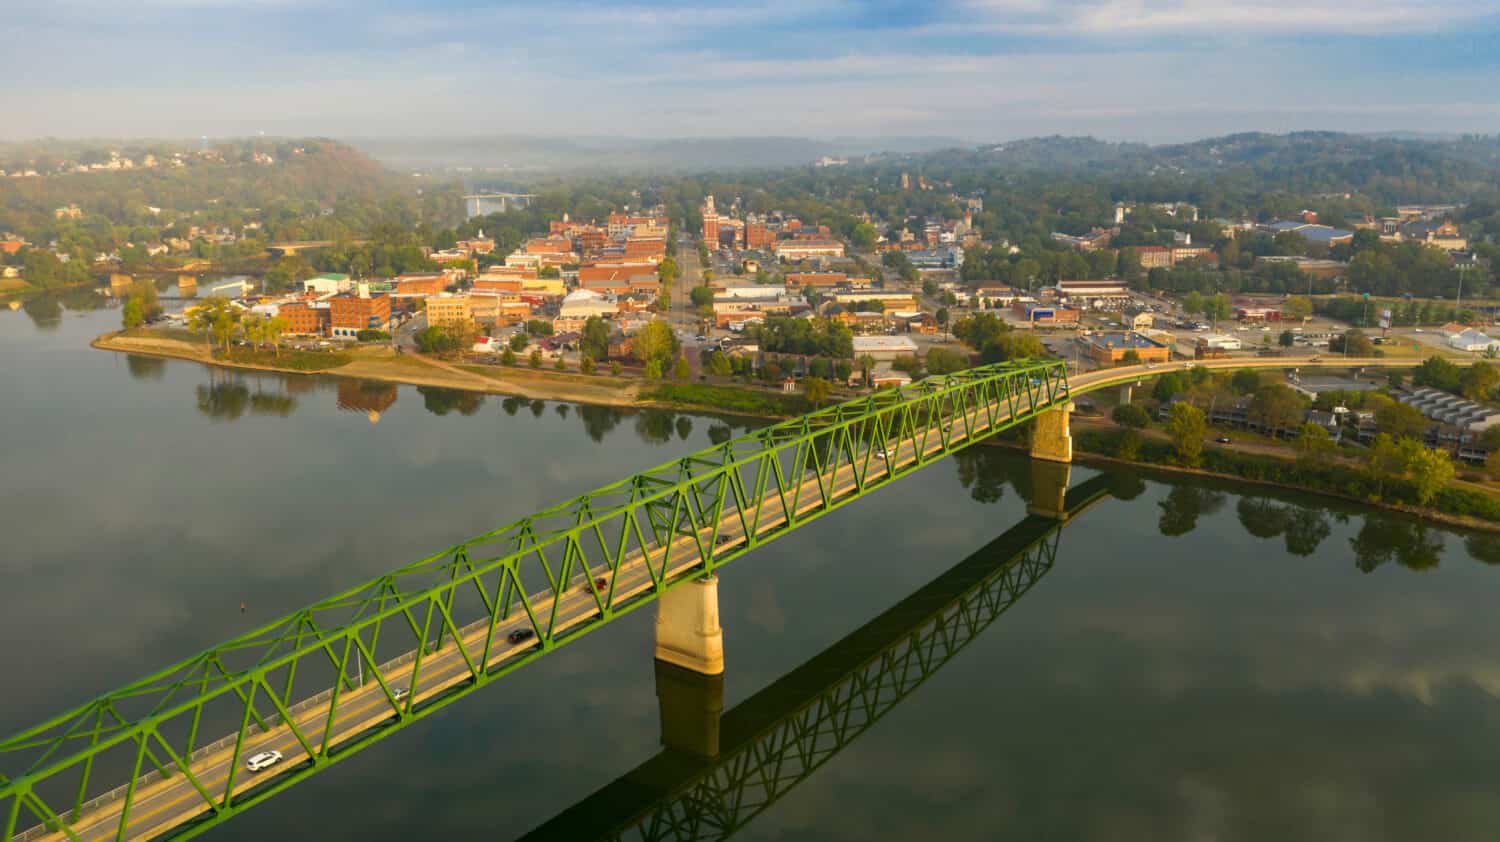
(1122, 308, 1154, 331)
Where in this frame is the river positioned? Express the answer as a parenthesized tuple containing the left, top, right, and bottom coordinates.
(3, 292, 1500, 841)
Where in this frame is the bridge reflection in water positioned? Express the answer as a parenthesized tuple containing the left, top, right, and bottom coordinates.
(518, 472, 1111, 842)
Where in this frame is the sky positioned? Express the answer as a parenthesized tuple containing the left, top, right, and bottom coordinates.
(3, 0, 1500, 143)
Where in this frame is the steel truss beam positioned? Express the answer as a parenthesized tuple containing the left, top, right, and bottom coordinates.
(521, 475, 1109, 842)
(2, 359, 1067, 842)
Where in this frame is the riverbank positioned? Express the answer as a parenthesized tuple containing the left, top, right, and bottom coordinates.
(94, 330, 655, 408)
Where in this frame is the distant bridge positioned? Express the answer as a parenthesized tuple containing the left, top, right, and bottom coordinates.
(463, 193, 536, 218)
(264, 240, 368, 258)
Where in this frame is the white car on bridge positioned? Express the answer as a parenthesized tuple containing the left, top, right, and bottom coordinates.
(246, 750, 283, 772)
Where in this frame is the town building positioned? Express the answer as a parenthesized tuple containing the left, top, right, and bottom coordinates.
(1080, 331, 1171, 364)
(773, 240, 845, 261)
(1400, 388, 1500, 431)
(702, 195, 720, 245)
(1012, 303, 1080, 325)
(852, 335, 919, 361)
(425, 294, 473, 331)
(276, 301, 329, 335)
(329, 290, 391, 338)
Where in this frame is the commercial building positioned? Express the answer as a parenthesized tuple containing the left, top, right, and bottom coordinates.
(303, 273, 351, 296)
(785, 272, 846, 289)
(277, 300, 329, 335)
(1012, 303, 1080, 326)
(851, 335, 919, 361)
(832, 291, 918, 310)
(425, 294, 472, 330)
(329, 290, 391, 339)
(1080, 331, 1171, 364)
(559, 289, 618, 321)
(773, 240, 845, 261)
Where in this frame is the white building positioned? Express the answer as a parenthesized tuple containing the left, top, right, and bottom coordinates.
(852, 335, 919, 361)
(1448, 328, 1500, 353)
(559, 289, 618, 320)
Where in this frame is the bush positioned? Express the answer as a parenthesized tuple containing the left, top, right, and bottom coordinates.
(356, 329, 390, 342)
(1111, 403, 1152, 428)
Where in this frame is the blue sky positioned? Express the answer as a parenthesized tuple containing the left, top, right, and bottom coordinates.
(3, 0, 1500, 142)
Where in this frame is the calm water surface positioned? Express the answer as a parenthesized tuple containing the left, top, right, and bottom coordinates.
(3, 293, 1500, 841)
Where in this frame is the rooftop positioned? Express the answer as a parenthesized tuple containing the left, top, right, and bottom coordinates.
(1081, 331, 1164, 350)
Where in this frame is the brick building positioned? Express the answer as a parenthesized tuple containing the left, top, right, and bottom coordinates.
(329, 292, 391, 339)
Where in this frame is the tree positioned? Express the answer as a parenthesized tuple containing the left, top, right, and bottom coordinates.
(1365, 434, 1406, 497)
(1295, 422, 1335, 465)
(634, 320, 679, 369)
(1183, 291, 1203, 316)
(1248, 383, 1307, 435)
(1279, 330, 1295, 347)
(804, 376, 832, 407)
(1282, 296, 1313, 322)
(1120, 350, 1141, 366)
(554, 355, 566, 371)
(1231, 369, 1261, 394)
(580, 316, 611, 362)
(1459, 361, 1498, 401)
(1165, 402, 1206, 466)
(925, 346, 969, 375)
(857, 354, 876, 387)
(1373, 398, 1428, 442)
(706, 350, 732, 377)
(850, 222, 877, 251)
(1330, 329, 1374, 356)
(1112, 403, 1151, 428)
(121, 296, 144, 329)
(673, 352, 690, 381)
(689, 285, 715, 308)
(1202, 293, 1233, 327)
(935, 307, 949, 338)
(187, 296, 237, 351)
(501, 347, 516, 366)
(529, 348, 543, 368)
(1400, 439, 1454, 506)
(579, 354, 595, 375)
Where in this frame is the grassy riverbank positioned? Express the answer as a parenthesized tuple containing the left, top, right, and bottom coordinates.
(640, 383, 813, 417)
(1064, 426, 1500, 530)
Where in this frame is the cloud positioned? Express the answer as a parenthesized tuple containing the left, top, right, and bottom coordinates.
(957, 0, 1500, 35)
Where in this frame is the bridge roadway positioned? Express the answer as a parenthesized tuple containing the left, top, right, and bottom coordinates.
(25, 372, 1045, 842)
(17, 355, 1421, 842)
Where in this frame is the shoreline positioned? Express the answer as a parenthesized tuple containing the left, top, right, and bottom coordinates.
(92, 330, 787, 418)
(981, 438, 1500, 535)
(94, 330, 1500, 529)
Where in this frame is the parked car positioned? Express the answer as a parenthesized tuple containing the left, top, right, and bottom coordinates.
(246, 750, 283, 772)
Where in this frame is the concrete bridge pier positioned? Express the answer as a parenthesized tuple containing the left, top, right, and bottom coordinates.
(654, 661, 724, 757)
(1030, 401, 1074, 464)
(1119, 383, 1134, 404)
(655, 575, 725, 676)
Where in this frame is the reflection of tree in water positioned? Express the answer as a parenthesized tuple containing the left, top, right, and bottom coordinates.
(1351, 516, 1445, 573)
(417, 386, 485, 416)
(707, 424, 733, 445)
(635, 409, 677, 445)
(578, 404, 622, 442)
(196, 381, 250, 421)
(675, 416, 693, 441)
(554, 404, 571, 419)
(1237, 497, 1292, 539)
(125, 354, 166, 381)
(952, 447, 1034, 505)
(196, 376, 299, 420)
(1157, 485, 1226, 537)
(1283, 509, 1331, 557)
(530, 399, 546, 418)
(501, 396, 526, 416)
(59, 286, 106, 312)
(22, 295, 62, 329)
(1466, 534, 1500, 565)
(1107, 470, 1147, 501)
(1234, 497, 1331, 556)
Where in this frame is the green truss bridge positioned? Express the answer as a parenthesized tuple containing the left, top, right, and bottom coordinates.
(4, 357, 1084, 842)
(519, 474, 1111, 842)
